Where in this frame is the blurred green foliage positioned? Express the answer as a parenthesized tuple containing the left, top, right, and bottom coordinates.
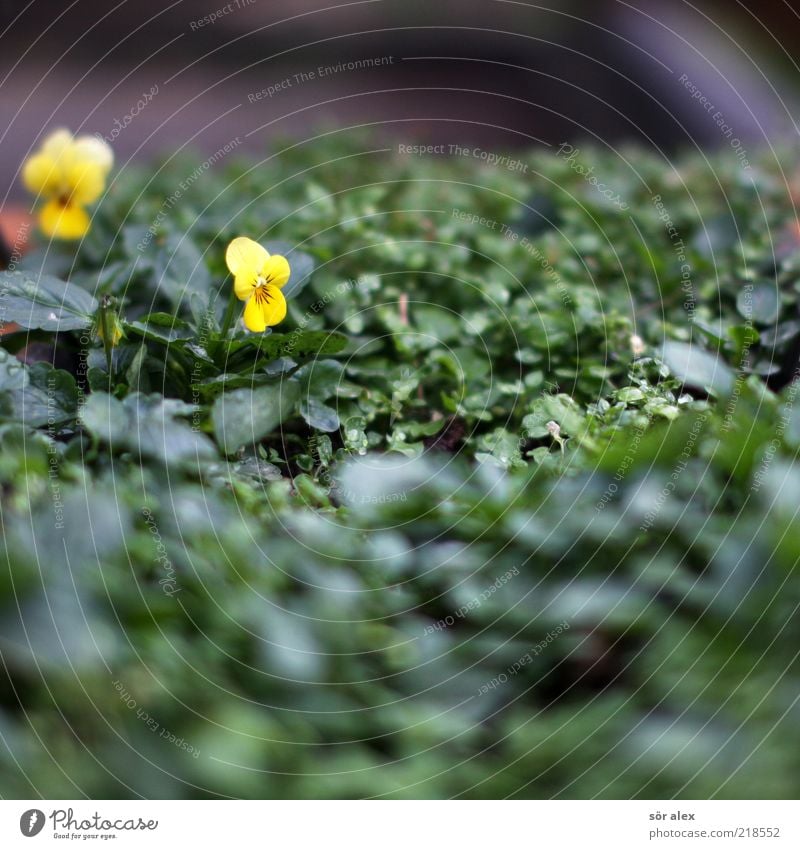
(1, 136, 799, 798)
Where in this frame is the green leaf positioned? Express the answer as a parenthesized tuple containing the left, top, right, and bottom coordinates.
(661, 340, 734, 396)
(125, 343, 149, 391)
(394, 418, 445, 439)
(760, 319, 800, 348)
(0, 352, 80, 428)
(412, 306, 463, 344)
(126, 313, 196, 343)
(728, 324, 760, 365)
(233, 456, 283, 481)
(736, 283, 781, 325)
(80, 392, 215, 465)
(523, 394, 585, 437)
(16, 245, 75, 279)
(690, 319, 726, 347)
(137, 232, 212, 307)
(0, 348, 28, 390)
(617, 387, 646, 403)
(212, 380, 301, 455)
(299, 398, 339, 432)
(222, 330, 347, 360)
(293, 360, 343, 431)
(264, 242, 315, 298)
(0, 271, 97, 331)
(477, 428, 525, 469)
(4, 364, 80, 428)
(293, 359, 344, 398)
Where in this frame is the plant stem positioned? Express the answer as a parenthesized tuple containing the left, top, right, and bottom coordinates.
(399, 291, 409, 326)
(219, 284, 239, 338)
(99, 297, 113, 374)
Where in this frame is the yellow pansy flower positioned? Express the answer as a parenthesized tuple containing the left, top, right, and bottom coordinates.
(22, 128, 113, 240)
(225, 237, 290, 332)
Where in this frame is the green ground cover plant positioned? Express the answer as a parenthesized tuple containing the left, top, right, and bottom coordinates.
(1, 135, 799, 798)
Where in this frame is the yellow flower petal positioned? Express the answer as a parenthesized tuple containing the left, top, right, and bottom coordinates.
(23, 129, 113, 230)
(243, 284, 287, 332)
(70, 135, 114, 173)
(261, 254, 290, 289)
(243, 294, 268, 332)
(65, 160, 107, 206)
(226, 236, 270, 277)
(61, 136, 113, 205)
(258, 283, 287, 326)
(40, 200, 90, 240)
(22, 152, 63, 197)
(41, 128, 74, 159)
(234, 273, 257, 301)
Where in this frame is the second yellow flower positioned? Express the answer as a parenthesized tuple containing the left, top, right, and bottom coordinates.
(22, 128, 114, 240)
(225, 236, 291, 332)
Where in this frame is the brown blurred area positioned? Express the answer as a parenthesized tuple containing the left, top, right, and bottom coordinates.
(1, 0, 799, 200)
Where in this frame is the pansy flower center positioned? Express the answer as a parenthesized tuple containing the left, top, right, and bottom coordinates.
(254, 270, 277, 294)
(253, 276, 272, 303)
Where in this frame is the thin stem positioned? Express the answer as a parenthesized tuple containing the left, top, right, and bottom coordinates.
(99, 297, 113, 374)
(399, 292, 409, 326)
(219, 283, 239, 338)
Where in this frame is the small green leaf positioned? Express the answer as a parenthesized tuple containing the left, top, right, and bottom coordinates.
(523, 394, 585, 437)
(617, 387, 646, 403)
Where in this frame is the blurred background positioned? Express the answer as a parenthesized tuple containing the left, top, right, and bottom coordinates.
(1, 0, 799, 201)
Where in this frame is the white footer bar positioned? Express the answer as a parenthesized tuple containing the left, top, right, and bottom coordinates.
(2, 800, 797, 847)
